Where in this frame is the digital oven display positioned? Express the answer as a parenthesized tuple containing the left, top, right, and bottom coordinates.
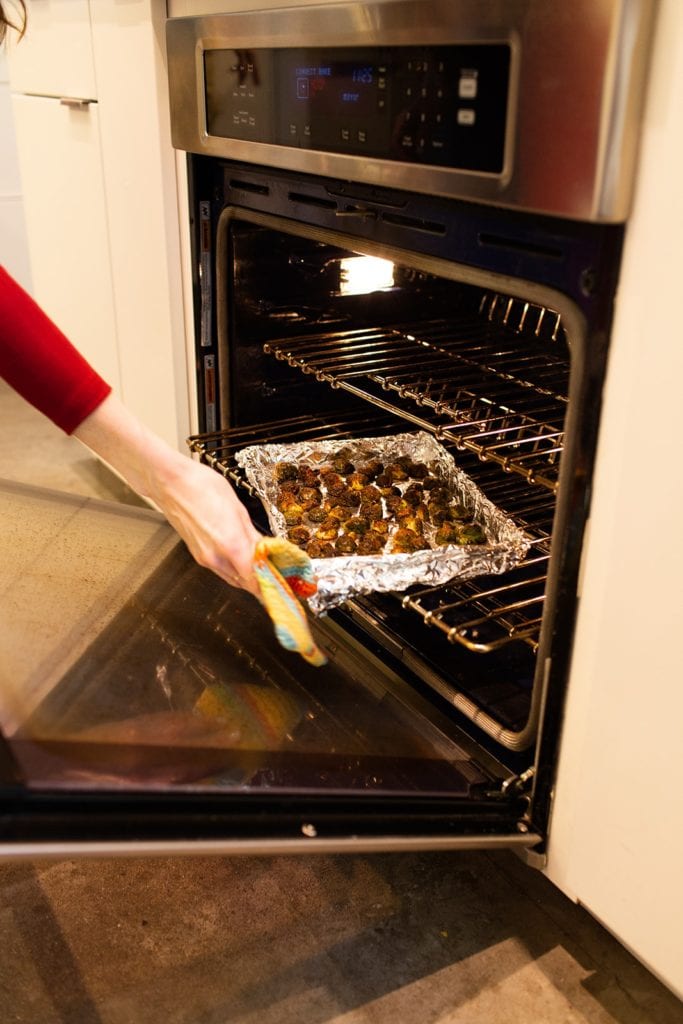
(204, 44, 510, 173)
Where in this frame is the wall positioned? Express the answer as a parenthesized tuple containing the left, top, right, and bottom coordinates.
(0, 51, 31, 291)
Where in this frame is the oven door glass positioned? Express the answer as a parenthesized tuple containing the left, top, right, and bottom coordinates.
(0, 479, 532, 853)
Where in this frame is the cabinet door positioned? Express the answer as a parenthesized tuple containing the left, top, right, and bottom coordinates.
(5, 0, 96, 100)
(11, 94, 121, 391)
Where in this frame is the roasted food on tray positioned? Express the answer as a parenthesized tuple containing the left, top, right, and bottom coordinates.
(271, 447, 489, 558)
(235, 432, 531, 613)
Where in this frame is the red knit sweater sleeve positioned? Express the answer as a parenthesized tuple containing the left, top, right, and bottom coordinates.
(0, 266, 112, 434)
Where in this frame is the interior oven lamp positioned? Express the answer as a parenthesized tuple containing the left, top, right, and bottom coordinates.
(338, 255, 395, 295)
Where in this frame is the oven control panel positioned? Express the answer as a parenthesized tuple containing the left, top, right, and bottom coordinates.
(204, 45, 510, 174)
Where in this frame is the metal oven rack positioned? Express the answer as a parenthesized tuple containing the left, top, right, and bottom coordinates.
(262, 302, 567, 493)
(187, 410, 554, 656)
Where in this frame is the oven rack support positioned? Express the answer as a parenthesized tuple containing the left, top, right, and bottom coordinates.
(262, 314, 568, 493)
(187, 411, 553, 654)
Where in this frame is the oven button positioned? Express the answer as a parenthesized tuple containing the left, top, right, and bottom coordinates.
(457, 108, 476, 126)
(378, 97, 386, 109)
(431, 136, 445, 152)
(289, 123, 297, 136)
(357, 129, 367, 143)
(304, 124, 311, 137)
(458, 71, 479, 99)
(378, 77, 386, 90)
(401, 133, 414, 149)
(341, 128, 350, 142)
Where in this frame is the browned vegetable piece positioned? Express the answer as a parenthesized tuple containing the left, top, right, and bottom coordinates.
(359, 484, 382, 504)
(306, 506, 329, 524)
(274, 462, 299, 482)
(316, 519, 341, 541)
(449, 503, 470, 521)
(386, 495, 411, 516)
(403, 483, 424, 506)
(323, 472, 346, 496)
(287, 526, 311, 546)
(390, 528, 424, 554)
(325, 505, 347, 521)
(358, 459, 383, 480)
(396, 512, 425, 535)
(283, 504, 304, 526)
(428, 504, 453, 526)
(428, 486, 450, 504)
(335, 534, 358, 555)
(435, 522, 460, 545)
(360, 501, 383, 521)
(346, 472, 370, 491)
(276, 489, 301, 512)
(338, 487, 361, 508)
(331, 456, 355, 475)
(406, 461, 429, 479)
(421, 474, 444, 491)
(357, 531, 385, 555)
(306, 539, 336, 558)
(377, 482, 401, 498)
(456, 523, 487, 545)
(370, 519, 390, 536)
(278, 478, 300, 495)
(386, 462, 409, 482)
(343, 516, 370, 536)
(298, 486, 323, 510)
(298, 466, 320, 488)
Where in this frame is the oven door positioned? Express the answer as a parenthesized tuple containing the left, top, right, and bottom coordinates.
(0, 478, 538, 858)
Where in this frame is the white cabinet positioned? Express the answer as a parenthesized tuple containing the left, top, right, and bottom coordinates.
(7, 0, 188, 449)
(11, 94, 120, 389)
(5, 0, 96, 99)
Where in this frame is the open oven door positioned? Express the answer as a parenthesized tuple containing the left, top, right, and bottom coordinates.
(0, 478, 539, 858)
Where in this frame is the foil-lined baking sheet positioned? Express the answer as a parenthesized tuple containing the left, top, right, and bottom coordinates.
(236, 431, 531, 613)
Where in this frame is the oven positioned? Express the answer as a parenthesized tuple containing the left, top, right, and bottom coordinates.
(166, 0, 657, 850)
(0, 1, 660, 857)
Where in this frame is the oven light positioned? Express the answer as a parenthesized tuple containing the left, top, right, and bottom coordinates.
(339, 256, 395, 295)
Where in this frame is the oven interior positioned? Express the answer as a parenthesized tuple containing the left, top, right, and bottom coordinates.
(186, 160, 623, 800)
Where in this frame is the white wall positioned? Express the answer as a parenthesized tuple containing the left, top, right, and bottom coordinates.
(0, 51, 31, 291)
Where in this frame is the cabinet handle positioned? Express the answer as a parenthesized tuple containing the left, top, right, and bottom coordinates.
(59, 97, 94, 110)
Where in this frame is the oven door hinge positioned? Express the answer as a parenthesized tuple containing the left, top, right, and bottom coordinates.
(500, 766, 535, 798)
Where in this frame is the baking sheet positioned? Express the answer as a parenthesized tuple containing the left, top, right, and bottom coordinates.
(236, 431, 531, 613)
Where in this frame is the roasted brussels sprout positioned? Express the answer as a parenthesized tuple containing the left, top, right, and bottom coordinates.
(347, 472, 370, 491)
(274, 462, 299, 483)
(287, 526, 310, 546)
(335, 534, 358, 555)
(283, 504, 304, 526)
(342, 516, 370, 536)
(357, 530, 385, 555)
(306, 506, 329, 524)
(298, 486, 322, 510)
(337, 487, 361, 508)
(456, 523, 487, 545)
(306, 539, 336, 558)
(435, 522, 460, 545)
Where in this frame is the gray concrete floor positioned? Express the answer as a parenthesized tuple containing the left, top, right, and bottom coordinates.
(1, 381, 682, 1024)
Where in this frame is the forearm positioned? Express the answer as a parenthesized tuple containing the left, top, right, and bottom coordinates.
(73, 392, 183, 505)
(74, 394, 261, 594)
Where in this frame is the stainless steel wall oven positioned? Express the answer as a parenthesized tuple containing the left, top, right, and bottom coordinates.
(164, 0, 655, 854)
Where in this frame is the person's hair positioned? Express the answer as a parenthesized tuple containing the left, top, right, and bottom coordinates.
(0, 1, 26, 43)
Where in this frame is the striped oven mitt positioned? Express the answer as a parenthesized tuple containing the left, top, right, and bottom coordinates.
(253, 536, 327, 666)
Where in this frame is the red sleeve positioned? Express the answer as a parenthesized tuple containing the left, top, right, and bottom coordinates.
(0, 266, 112, 435)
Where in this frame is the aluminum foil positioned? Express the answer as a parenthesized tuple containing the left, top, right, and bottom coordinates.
(236, 431, 531, 614)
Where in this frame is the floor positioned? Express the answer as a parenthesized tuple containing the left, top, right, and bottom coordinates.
(1, 381, 682, 1024)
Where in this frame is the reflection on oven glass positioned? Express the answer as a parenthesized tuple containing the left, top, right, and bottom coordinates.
(7, 546, 478, 798)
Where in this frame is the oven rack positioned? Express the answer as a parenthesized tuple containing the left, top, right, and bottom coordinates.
(187, 411, 554, 654)
(262, 315, 569, 493)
